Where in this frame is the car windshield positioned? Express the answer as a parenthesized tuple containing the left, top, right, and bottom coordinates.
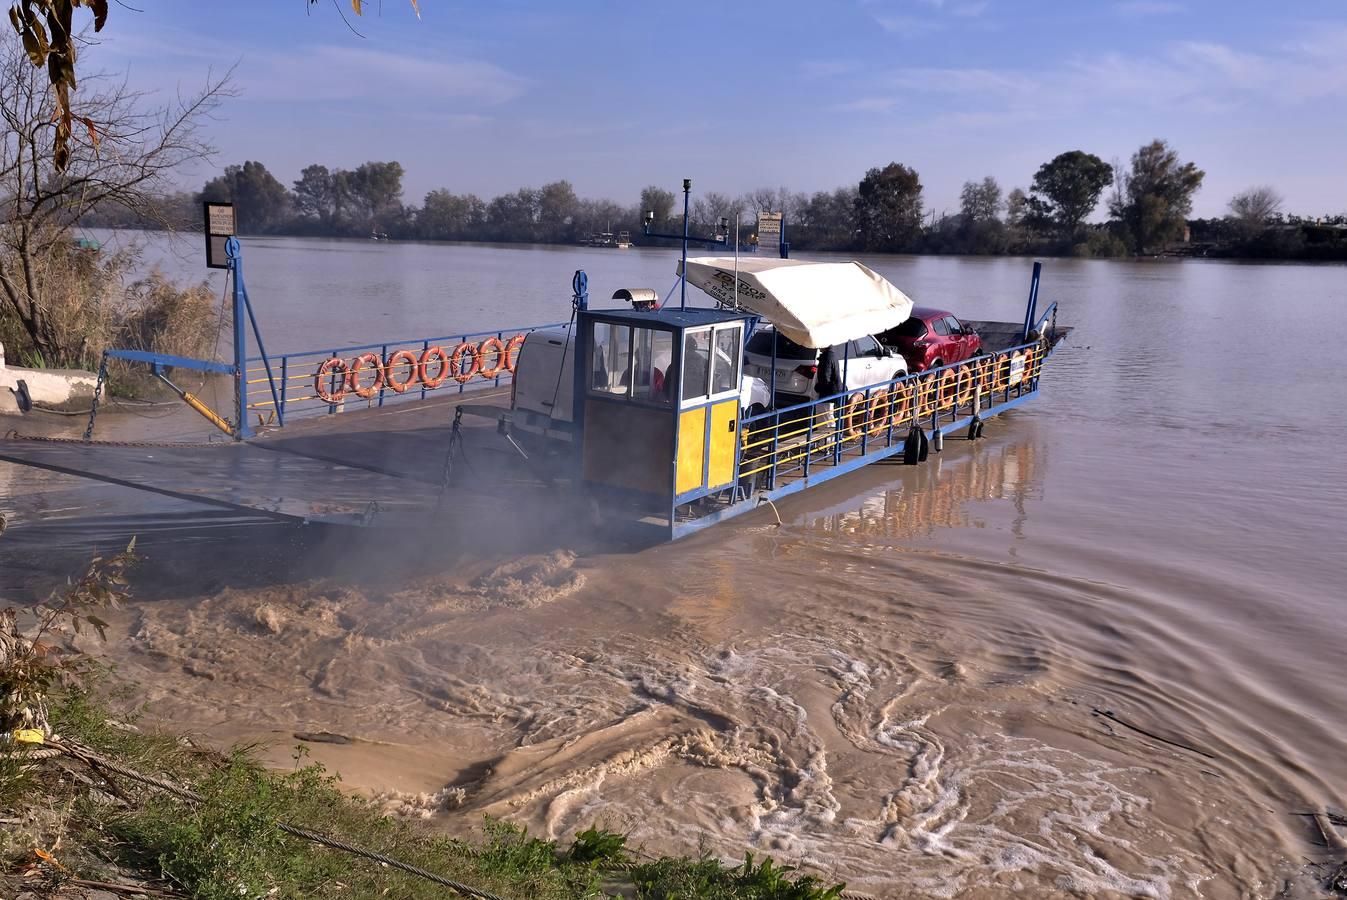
(888, 318, 927, 339)
(746, 328, 815, 360)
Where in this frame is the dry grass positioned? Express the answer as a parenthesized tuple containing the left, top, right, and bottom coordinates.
(0, 243, 220, 389)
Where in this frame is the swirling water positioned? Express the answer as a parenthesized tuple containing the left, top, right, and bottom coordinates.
(2, 236, 1345, 897)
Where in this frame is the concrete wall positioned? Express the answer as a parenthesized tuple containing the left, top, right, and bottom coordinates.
(0, 342, 98, 413)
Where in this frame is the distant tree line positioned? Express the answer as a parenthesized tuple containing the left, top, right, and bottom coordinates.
(80, 138, 1346, 260)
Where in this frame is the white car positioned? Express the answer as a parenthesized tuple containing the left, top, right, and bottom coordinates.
(744, 327, 908, 405)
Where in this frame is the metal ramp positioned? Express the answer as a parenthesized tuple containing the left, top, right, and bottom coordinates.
(0, 436, 440, 526)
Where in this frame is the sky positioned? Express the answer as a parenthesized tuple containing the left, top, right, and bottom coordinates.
(84, 0, 1347, 220)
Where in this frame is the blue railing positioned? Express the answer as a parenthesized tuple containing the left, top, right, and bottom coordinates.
(243, 321, 568, 427)
(731, 339, 1047, 502)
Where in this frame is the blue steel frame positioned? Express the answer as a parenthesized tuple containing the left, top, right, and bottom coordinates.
(666, 272, 1064, 540)
(243, 322, 568, 424)
(670, 319, 747, 508)
(94, 238, 280, 440)
(573, 305, 752, 521)
(669, 331, 1060, 540)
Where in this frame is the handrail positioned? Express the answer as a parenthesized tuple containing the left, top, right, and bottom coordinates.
(740, 338, 1042, 425)
(245, 321, 570, 364)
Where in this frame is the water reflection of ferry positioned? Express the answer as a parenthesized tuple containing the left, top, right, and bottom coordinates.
(805, 439, 1041, 539)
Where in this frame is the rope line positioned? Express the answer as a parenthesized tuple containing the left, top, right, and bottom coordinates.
(45, 740, 508, 900)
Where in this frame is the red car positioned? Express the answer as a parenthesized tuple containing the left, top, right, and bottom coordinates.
(879, 307, 982, 373)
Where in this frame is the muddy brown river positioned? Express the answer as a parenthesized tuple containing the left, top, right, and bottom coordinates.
(2, 238, 1345, 897)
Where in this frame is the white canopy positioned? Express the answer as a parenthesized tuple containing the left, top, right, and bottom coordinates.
(679, 257, 915, 349)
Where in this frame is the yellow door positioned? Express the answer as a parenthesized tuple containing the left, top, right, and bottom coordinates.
(676, 406, 707, 495)
(707, 399, 739, 489)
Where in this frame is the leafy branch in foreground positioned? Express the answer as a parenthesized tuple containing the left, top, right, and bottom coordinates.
(0, 537, 137, 739)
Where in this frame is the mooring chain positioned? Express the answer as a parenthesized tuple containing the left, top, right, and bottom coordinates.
(2, 431, 228, 450)
(82, 354, 109, 442)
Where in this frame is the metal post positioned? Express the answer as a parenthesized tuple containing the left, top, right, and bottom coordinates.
(733, 215, 739, 310)
(227, 238, 250, 439)
(680, 178, 691, 310)
(230, 237, 283, 430)
(1022, 260, 1042, 341)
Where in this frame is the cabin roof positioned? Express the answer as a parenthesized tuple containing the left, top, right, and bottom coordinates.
(582, 306, 751, 329)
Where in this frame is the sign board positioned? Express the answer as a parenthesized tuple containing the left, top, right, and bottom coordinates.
(203, 201, 236, 269)
(757, 212, 782, 259)
(1008, 352, 1026, 387)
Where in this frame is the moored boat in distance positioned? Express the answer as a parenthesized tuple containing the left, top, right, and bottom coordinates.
(583, 230, 633, 249)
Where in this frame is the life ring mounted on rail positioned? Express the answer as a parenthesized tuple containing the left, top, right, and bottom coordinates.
(890, 379, 913, 425)
(477, 337, 506, 380)
(384, 349, 420, 394)
(419, 345, 450, 389)
(503, 333, 526, 373)
(348, 351, 384, 399)
(842, 393, 867, 441)
(314, 356, 349, 404)
(953, 364, 975, 406)
(866, 388, 891, 437)
(936, 367, 958, 411)
(449, 342, 481, 383)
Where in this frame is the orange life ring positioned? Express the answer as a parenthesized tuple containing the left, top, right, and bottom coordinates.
(314, 356, 349, 403)
(842, 393, 866, 440)
(913, 372, 938, 420)
(502, 333, 526, 373)
(890, 379, 913, 424)
(936, 367, 958, 410)
(973, 356, 994, 397)
(477, 337, 506, 380)
(1022, 346, 1038, 382)
(418, 345, 450, 389)
(989, 352, 1009, 393)
(348, 352, 384, 399)
(449, 341, 480, 383)
(953, 364, 975, 406)
(384, 349, 420, 393)
(867, 388, 891, 436)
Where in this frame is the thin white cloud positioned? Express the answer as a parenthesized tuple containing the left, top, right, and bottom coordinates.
(838, 97, 899, 112)
(873, 13, 945, 36)
(839, 26, 1347, 119)
(236, 45, 528, 107)
(1114, 1, 1184, 16)
(951, 1, 990, 18)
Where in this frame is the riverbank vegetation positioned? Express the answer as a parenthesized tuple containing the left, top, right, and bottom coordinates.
(85, 141, 1346, 263)
(1, 547, 847, 899)
(0, 30, 227, 374)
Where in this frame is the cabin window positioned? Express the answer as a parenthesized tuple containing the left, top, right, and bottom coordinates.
(631, 327, 674, 404)
(932, 318, 951, 336)
(590, 323, 632, 395)
(683, 323, 742, 405)
(711, 327, 741, 395)
(682, 329, 712, 402)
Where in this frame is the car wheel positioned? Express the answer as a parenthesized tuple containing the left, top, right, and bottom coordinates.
(932, 359, 944, 369)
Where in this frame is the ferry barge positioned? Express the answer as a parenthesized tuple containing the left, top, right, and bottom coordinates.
(0, 240, 1067, 542)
